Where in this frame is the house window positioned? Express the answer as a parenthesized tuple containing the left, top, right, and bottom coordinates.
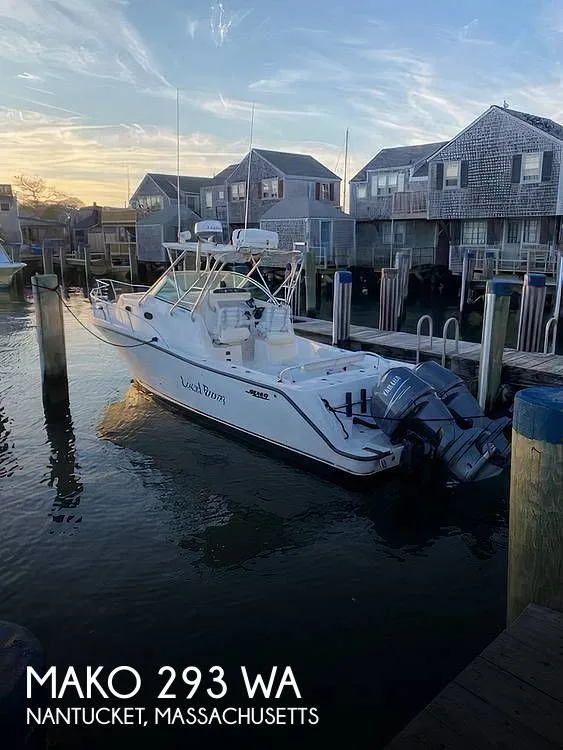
(356, 183, 367, 199)
(445, 161, 460, 188)
(0, 201, 10, 211)
(372, 172, 401, 196)
(522, 153, 541, 183)
(230, 182, 246, 200)
(261, 179, 279, 199)
(218, 189, 225, 201)
(135, 195, 163, 212)
(523, 219, 539, 244)
(204, 189, 212, 209)
(381, 222, 405, 245)
(507, 220, 520, 244)
(319, 183, 330, 200)
(462, 220, 487, 245)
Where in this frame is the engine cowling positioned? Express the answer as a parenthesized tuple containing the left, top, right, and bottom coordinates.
(371, 366, 510, 482)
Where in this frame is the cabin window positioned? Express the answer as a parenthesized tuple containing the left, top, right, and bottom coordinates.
(462, 220, 487, 245)
(230, 182, 246, 200)
(204, 189, 213, 209)
(507, 220, 520, 244)
(444, 161, 460, 188)
(0, 201, 10, 211)
(356, 183, 367, 199)
(523, 219, 540, 244)
(261, 179, 279, 199)
(521, 153, 541, 183)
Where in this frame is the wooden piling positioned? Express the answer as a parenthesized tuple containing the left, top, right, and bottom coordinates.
(31, 274, 69, 407)
(10, 246, 24, 299)
(332, 270, 352, 346)
(83, 247, 92, 299)
(304, 249, 317, 316)
(128, 242, 139, 283)
(516, 273, 547, 352)
(379, 268, 401, 332)
(42, 243, 53, 275)
(477, 278, 512, 412)
(59, 245, 68, 298)
(507, 387, 563, 625)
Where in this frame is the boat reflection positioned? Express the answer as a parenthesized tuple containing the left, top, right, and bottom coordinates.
(0, 402, 19, 479)
(97, 384, 506, 568)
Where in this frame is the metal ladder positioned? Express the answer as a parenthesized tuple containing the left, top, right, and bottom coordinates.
(415, 314, 460, 368)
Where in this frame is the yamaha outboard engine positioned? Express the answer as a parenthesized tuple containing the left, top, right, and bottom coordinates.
(371, 366, 510, 482)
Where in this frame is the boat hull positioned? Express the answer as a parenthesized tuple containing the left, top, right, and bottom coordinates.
(92, 323, 401, 478)
(0, 264, 25, 289)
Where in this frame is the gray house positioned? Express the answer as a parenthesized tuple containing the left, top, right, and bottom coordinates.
(130, 172, 212, 262)
(260, 197, 355, 267)
(427, 105, 563, 275)
(130, 173, 212, 216)
(0, 184, 22, 245)
(200, 148, 341, 234)
(350, 142, 446, 269)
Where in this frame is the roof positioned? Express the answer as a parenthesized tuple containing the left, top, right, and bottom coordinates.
(501, 106, 563, 141)
(253, 149, 339, 180)
(351, 142, 448, 182)
(71, 207, 101, 229)
(137, 203, 201, 226)
(209, 164, 238, 186)
(260, 197, 352, 220)
(147, 173, 213, 198)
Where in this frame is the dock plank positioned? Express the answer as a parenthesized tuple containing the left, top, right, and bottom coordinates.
(293, 317, 563, 388)
(385, 605, 563, 750)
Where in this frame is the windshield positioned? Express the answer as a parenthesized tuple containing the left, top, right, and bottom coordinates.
(153, 270, 274, 306)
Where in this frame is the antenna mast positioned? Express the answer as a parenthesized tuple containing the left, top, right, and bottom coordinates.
(343, 128, 349, 212)
(176, 87, 181, 241)
(244, 102, 255, 231)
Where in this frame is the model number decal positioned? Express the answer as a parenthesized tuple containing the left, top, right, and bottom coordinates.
(246, 389, 269, 401)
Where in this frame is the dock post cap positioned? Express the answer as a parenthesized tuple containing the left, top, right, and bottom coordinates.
(524, 273, 546, 287)
(486, 278, 512, 296)
(335, 270, 352, 284)
(513, 387, 563, 444)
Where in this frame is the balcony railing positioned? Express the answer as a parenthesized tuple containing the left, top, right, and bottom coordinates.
(449, 244, 560, 276)
(391, 191, 428, 217)
(356, 246, 436, 270)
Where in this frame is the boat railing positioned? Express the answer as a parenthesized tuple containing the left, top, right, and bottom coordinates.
(278, 352, 366, 383)
(92, 278, 150, 302)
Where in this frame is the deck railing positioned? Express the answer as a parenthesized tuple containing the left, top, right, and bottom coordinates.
(449, 245, 559, 276)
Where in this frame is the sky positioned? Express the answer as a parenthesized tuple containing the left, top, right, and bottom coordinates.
(1, 0, 563, 206)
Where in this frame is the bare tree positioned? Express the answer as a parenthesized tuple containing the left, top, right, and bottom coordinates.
(13, 175, 83, 216)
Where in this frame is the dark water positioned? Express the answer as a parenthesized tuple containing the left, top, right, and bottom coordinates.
(0, 293, 509, 749)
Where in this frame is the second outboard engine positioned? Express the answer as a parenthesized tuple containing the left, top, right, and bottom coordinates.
(371, 366, 510, 482)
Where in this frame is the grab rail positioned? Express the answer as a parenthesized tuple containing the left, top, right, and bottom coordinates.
(442, 317, 460, 368)
(544, 316, 558, 355)
(416, 314, 434, 364)
(278, 352, 366, 383)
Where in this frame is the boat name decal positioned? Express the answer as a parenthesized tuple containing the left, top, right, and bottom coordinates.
(246, 389, 269, 401)
(180, 376, 226, 405)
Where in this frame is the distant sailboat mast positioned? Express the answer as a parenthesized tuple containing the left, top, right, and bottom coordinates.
(342, 128, 349, 212)
(243, 102, 255, 232)
(176, 87, 181, 241)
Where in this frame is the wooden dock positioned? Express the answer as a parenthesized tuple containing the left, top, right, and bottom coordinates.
(384, 604, 563, 750)
(293, 318, 563, 389)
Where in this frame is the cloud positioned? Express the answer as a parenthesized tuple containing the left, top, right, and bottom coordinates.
(210, 3, 252, 46)
(16, 72, 42, 80)
(196, 93, 326, 121)
(0, 0, 168, 87)
(186, 17, 200, 39)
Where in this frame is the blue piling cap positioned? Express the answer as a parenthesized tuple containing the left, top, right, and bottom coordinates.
(336, 270, 352, 284)
(487, 279, 512, 296)
(525, 273, 546, 287)
(513, 387, 563, 444)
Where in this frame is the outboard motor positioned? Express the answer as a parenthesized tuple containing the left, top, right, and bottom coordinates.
(371, 366, 510, 482)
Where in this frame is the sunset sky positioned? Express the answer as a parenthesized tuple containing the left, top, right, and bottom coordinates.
(1, 0, 563, 206)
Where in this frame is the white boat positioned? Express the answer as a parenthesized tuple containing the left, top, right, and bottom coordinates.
(0, 244, 25, 288)
(90, 225, 510, 482)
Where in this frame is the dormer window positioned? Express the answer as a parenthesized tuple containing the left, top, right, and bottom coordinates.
(371, 171, 404, 196)
(230, 182, 246, 201)
(261, 179, 279, 199)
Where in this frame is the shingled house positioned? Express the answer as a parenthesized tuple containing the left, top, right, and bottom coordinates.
(350, 142, 446, 268)
(427, 105, 563, 275)
(0, 184, 22, 246)
(130, 172, 212, 262)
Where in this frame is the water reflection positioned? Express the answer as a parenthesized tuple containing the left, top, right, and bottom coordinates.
(42, 400, 83, 526)
(0, 402, 19, 479)
(97, 385, 507, 567)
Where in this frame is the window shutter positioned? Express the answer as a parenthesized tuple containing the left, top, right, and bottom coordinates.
(450, 221, 461, 245)
(541, 151, 553, 182)
(460, 161, 469, 188)
(278, 178, 283, 199)
(540, 217, 552, 245)
(435, 163, 444, 191)
(511, 154, 522, 183)
(329, 183, 335, 201)
(315, 182, 320, 200)
(487, 219, 498, 245)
